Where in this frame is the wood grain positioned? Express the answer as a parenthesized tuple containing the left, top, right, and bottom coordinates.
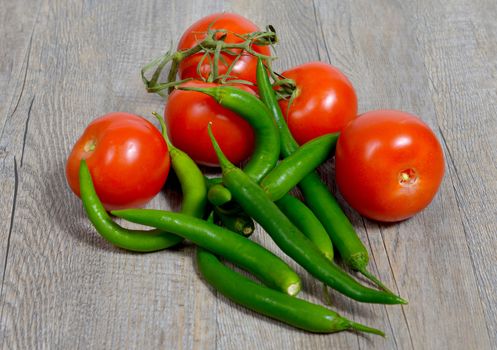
(0, 0, 496, 349)
(399, 1, 497, 347)
(0, 0, 40, 290)
(313, 1, 494, 349)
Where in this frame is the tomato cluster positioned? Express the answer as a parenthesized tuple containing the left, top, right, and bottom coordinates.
(177, 12, 271, 86)
(67, 12, 444, 221)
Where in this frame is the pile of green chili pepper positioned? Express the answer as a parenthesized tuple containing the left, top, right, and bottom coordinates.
(77, 56, 409, 336)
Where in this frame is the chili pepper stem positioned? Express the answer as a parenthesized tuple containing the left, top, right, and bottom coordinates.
(322, 284, 334, 307)
(242, 226, 253, 236)
(151, 112, 174, 149)
(286, 283, 300, 296)
(357, 267, 397, 296)
(179, 86, 221, 100)
(177, 86, 229, 110)
(151, 112, 191, 163)
(207, 123, 235, 171)
(349, 321, 386, 337)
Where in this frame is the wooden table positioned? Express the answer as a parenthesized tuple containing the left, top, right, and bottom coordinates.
(1, 1, 496, 349)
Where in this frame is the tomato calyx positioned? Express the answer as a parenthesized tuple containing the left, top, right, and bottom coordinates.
(399, 168, 417, 186)
(142, 24, 277, 96)
(269, 70, 297, 100)
(83, 139, 97, 153)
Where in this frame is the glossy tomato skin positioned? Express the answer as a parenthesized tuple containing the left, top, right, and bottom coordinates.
(177, 13, 270, 85)
(335, 110, 445, 222)
(66, 113, 170, 210)
(279, 62, 358, 145)
(165, 80, 255, 166)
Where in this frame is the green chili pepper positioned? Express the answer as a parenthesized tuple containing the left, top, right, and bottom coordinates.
(205, 176, 232, 207)
(256, 58, 335, 265)
(112, 209, 301, 296)
(79, 160, 182, 252)
(207, 125, 406, 304)
(260, 132, 339, 201)
(179, 85, 280, 182)
(200, 214, 380, 335)
(168, 145, 207, 220)
(276, 194, 333, 261)
(197, 248, 384, 335)
(256, 58, 393, 293)
(205, 176, 223, 187)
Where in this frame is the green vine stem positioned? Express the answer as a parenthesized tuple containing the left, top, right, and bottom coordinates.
(141, 25, 278, 96)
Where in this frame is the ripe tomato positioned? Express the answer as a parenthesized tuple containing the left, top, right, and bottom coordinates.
(177, 13, 270, 85)
(335, 110, 445, 222)
(66, 113, 170, 210)
(278, 62, 358, 145)
(165, 80, 255, 166)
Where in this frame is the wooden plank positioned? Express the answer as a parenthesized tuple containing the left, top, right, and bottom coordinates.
(309, 2, 409, 349)
(0, 1, 40, 127)
(0, 0, 41, 337)
(0, 155, 16, 294)
(314, 0, 494, 349)
(398, 0, 497, 347)
(0, 0, 41, 288)
(0, 0, 222, 348)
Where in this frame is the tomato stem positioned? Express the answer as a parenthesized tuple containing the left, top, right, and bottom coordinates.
(141, 25, 278, 95)
(210, 41, 223, 83)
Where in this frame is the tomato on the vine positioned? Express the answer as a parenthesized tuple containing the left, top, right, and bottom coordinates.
(177, 12, 270, 84)
(335, 110, 445, 222)
(165, 80, 255, 166)
(278, 62, 358, 145)
(66, 113, 170, 210)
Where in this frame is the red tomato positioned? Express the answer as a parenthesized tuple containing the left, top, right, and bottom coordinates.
(66, 113, 170, 210)
(335, 110, 445, 222)
(279, 62, 358, 145)
(165, 80, 255, 166)
(177, 13, 270, 85)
